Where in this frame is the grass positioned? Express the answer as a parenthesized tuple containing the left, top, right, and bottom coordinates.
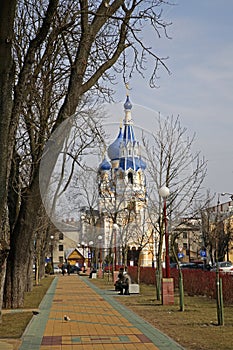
(89, 276, 233, 350)
(0, 275, 54, 339)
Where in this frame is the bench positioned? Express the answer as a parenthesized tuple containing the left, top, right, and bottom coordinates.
(129, 283, 140, 294)
(115, 280, 140, 294)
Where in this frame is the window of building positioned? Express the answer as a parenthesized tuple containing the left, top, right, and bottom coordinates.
(183, 243, 188, 250)
(59, 232, 64, 240)
(183, 232, 187, 239)
(128, 172, 133, 184)
(59, 245, 63, 252)
(59, 256, 64, 263)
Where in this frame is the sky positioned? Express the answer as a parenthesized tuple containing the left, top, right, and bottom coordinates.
(112, 0, 233, 202)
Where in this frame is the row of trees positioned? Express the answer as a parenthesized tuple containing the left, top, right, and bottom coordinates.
(0, 0, 173, 314)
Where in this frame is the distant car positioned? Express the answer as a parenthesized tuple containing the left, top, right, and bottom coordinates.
(69, 265, 81, 274)
(211, 261, 233, 274)
(179, 262, 197, 269)
(53, 266, 62, 274)
(178, 262, 211, 271)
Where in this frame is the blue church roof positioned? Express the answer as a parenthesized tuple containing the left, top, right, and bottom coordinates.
(119, 157, 147, 171)
(99, 157, 111, 171)
(140, 158, 147, 170)
(106, 94, 146, 171)
(123, 124, 135, 143)
(124, 95, 132, 110)
(107, 126, 123, 161)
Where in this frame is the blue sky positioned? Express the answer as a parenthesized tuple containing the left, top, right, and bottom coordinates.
(113, 0, 233, 200)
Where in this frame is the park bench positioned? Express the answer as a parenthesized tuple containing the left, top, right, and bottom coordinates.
(115, 276, 140, 294)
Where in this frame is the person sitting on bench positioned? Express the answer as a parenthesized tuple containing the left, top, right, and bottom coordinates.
(115, 268, 130, 295)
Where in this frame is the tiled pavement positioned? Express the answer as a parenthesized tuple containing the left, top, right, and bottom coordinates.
(19, 275, 185, 350)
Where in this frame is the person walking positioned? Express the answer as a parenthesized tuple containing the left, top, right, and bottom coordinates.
(62, 263, 66, 276)
(67, 262, 71, 275)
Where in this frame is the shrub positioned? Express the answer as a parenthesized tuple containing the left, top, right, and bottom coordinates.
(127, 266, 233, 303)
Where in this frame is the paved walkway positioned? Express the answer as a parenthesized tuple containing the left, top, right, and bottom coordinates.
(19, 275, 185, 350)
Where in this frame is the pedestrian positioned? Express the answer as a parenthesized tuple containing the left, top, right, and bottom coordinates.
(67, 262, 71, 275)
(62, 263, 66, 276)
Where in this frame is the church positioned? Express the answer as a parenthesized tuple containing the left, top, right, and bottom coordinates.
(94, 93, 155, 268)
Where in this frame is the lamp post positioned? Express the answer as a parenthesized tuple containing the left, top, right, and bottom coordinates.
(88, 241, 94, 268)
(81, 241, 86, 271)
(113, 224, 118, 271)
(98, 235, 103, 277)
(159, 186, 174, 305)
(159, 186, 170, 278)
(50, 235, 54, 274)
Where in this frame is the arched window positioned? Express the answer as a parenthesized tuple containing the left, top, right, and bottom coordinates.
(128, 172, 133, 184)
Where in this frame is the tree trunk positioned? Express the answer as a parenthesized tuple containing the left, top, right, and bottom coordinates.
(0, 218, 10, 321)
(155, 262, 162, 301)
(0, 0, 16, 219)
(136, 249, 142, 284)
(4, 176, 41, 308)
(0, 0, 17, 317)
(155, 233, 164, 301)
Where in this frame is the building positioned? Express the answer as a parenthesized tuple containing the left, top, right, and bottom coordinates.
(203, 199, 233, 263)
(50, 218, 84, 267)
(93, 95, 155, 266)
(173, 218, 203, 262)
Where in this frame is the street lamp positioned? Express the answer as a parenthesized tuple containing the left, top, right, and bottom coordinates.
(81, 241, 86, 270)
(50, 235, 54, 274)
(97, 235, 102, 277)
(88, 241, 94, 267)
(113, 224, 118, 271)
(159, 186, 174, 305)
(159, 186, 170, 278)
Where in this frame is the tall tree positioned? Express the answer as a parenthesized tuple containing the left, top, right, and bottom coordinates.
(2, 0, 172, 309)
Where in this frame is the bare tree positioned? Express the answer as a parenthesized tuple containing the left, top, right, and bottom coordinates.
(142, 115, 207, 299)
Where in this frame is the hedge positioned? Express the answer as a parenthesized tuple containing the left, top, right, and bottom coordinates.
(127, 266, 233, 304)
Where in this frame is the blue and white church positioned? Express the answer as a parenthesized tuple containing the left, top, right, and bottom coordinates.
(97, 94, 154, 267)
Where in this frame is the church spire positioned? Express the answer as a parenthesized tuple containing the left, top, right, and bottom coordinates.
(123, 93, 134, 143)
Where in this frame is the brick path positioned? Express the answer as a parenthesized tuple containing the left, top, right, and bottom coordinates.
(19, 275, 184, 350)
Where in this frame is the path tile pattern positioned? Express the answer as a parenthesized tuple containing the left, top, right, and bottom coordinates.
(20, 275, 184, 350)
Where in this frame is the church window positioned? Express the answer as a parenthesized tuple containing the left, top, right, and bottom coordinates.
(128, 172, 133, 184)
